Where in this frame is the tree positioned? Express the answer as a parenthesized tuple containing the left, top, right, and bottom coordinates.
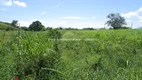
(11, 20, 18, 26)
(106, 13, 127, 29)
(29, 21, 45, 31)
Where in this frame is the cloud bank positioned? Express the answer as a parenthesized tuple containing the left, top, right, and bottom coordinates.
(1, 0, 27, 7)
(13, 0, 27, 7)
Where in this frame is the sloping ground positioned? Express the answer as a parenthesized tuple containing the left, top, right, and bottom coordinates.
(0, 22, 15, 30)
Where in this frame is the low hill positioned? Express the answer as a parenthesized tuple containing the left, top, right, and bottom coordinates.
(0, 21, 17, 30)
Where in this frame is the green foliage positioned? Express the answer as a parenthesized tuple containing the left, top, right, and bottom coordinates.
(21, 26, 29, 31)
(0, 31, 17, 79)
(0, 22, 16, 30)
(1, 30, 142, 79)
(14, 31, 61, 79)
(11, 20, 18, 27)
(106, 13, 127, 29)
(47, 29, 61, 39)
(29, 21, 45, 31)
(0, 31, 61, 79)
(121, 26, 131, 29)
(5, 27, 15, 31)
(57, 30, 142, 80)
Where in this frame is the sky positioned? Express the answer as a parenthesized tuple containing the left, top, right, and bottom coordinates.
(0, 0, 142, 29)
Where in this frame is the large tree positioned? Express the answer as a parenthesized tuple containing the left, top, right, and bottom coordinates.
(29, 21, 45, 31)
(11, 20, 18, 26)
(106, 13, 127, 29)
(11, 20, 20, 29)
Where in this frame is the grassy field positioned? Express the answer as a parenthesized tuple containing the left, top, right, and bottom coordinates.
(0, 29, 142, 80)
(0, 22, 15, 30)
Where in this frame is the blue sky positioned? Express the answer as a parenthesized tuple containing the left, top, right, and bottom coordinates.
(0, 0, 142, 28)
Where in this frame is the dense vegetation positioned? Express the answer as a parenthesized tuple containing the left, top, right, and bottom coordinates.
(0, 22, 17, 30)
(0, 29, 142, 80)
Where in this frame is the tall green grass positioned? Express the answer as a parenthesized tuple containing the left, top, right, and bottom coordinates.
(0, 30, 61, 79)
(0, 29, 142, 79)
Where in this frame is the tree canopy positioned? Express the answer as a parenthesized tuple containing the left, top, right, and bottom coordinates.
(11, 20, 18, 26)
(29, 21, 45, 31)
(11, 20, 19, 28)
(106, 13, 127, 29)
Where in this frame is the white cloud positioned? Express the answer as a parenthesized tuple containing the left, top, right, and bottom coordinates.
(41, 12, 47, 15)
(0, 0, 27, 7)
(121, 7, 142, 18)
(59, 17, 81, 19)
(13, 0, 27, 7)
(0, 8, 6, 11)
(137, 7, 142, 12)
(120, 7, 142, 28)
(121, 12, 138, 18)
(3, 0, 12, 6)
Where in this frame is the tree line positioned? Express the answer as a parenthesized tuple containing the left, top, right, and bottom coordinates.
(4, 13, 131, 31)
